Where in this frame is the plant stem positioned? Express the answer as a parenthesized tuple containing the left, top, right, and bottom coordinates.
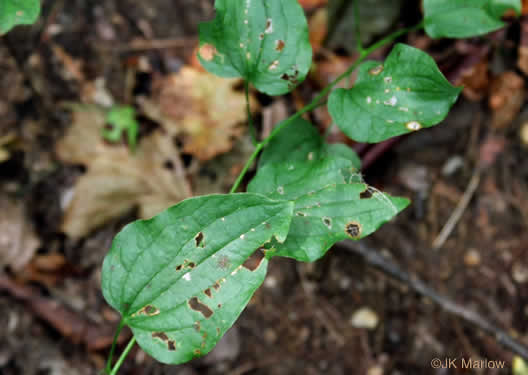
(229, 20, 425, 193)
(105, 320, 125, 373)
(245, 81, 257, 146)
(109, 337, 137, 375)
(354, 0, 364, 54)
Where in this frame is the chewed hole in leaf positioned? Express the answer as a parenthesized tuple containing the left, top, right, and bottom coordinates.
(204, 288, 212, 298)
(152, 332, 169, 341)
(188, 297, 214, 318)
(195, 232, 205, 248)
(345, 222, 362, 239)
(360, 189, 373, 199)
(265, 18, 273, 34)
(242, 248, 265, 271)
(322, 217, 332, 229)
(152, 332, 177, 351)
(135, 304, 160, 317)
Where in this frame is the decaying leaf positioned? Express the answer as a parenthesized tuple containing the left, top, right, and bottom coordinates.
(55, 105, 191, 238)
(309, 8, 328, 54)
(456, 59, 489, 101)
(140, 67, 259, 161)
(0, 196, 40, 272)
(489, 71, 525, 130)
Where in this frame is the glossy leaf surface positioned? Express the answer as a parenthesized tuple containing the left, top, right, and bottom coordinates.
(198, 0, 312, 95)
(424, 0, 521, 38)
(102, 194, 293, 364)
(259, 118, 361, 170)
(249, 157, 408, 262)
(328, 44, 461, 143)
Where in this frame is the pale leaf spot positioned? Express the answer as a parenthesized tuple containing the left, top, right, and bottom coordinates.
(406, 121, 422, 131)
(368, 65, 383, 75)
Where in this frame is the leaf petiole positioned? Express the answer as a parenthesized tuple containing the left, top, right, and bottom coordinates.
(105, 319, 125, 373)
(109, 337, 137, 375)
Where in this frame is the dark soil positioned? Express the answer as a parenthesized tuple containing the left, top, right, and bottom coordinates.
(1, 1, 528, 374)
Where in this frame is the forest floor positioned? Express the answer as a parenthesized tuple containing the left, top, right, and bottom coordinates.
(1, 0, 528, 374)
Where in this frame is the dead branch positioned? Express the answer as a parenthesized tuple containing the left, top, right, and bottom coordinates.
(337, 240, 528, 360)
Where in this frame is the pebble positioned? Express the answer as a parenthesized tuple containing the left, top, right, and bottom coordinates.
(350, 307, 379, 329)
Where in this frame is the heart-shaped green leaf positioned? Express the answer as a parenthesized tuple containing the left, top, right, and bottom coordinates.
(249, 157, 409, 262)
(260, 118, 361, 170)
(198, 0, 312, 96)
(328, 44, 461, 144)
(0, 0, 40, 34)
(424, 0, 521, 38)
(102, 193, 293, 364)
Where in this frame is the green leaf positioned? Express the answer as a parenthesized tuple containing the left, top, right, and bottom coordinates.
(0, 0, 40, 34)
(514, 356, 528, 375)
(248, 157, 409, 262)
(104, 106, 139, 152)
(424, 0, 521, 38)
(198, 0, 312, 96)
(259, 117, 361, 170)
(102, 193, 293, 364)
(328, 44, 461, 143)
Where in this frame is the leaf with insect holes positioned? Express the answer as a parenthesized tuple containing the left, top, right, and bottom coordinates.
(259, 117, 361, 170)
(328, 44, 462, 144)
(102, 193, 293, 364)
(0, 0, 40, 34)
(424, 0, 521, 39)
(198, 0, 312, 96)
(248, 156, 409, 262)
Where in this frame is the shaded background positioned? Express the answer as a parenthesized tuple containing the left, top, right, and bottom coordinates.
(1, 0, 528, 374)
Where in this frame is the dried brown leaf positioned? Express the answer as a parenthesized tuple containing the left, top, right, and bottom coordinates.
(140, 67, 258, 161)
(309, 8, 328, 54)
(489, 72, 525, 130)
(457, 59, 489, 101)
(0, 197, 40, 272)
(56, 105, 191, 238)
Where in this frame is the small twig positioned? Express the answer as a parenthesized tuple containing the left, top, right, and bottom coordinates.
(432, 167, 481, 249)
(338, 241, 528, 360)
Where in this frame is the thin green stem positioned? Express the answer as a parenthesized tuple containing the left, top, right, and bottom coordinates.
(230, 143, 263, 193)
(109, 337, 136, 375)
(245, 81, 257, 146)
(228, 20, 425, 194)
(105, 320, 125, 373)
(354, 0, 364, 54)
